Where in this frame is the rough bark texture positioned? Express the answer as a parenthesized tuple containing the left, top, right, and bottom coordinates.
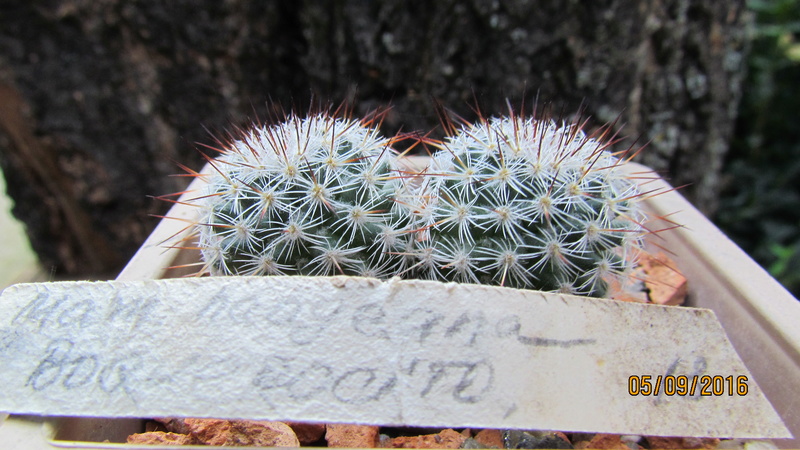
(0, 0, 749, 277)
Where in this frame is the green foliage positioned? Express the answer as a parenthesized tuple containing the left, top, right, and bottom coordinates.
(716, 0, 800, 297)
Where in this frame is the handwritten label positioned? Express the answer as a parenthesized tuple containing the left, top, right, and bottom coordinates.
(0, 276, 790, 438)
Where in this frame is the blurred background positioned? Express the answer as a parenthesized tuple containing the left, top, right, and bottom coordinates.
(716, 0, 800, 297)
(0, 0, 797, 298)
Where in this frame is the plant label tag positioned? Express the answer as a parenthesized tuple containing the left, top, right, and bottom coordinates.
(0, 276, 791, 438)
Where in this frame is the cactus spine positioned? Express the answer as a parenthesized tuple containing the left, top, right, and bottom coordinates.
(195, 112, 415, 278)
(412, 113, 647, 296)
(187, 108, 650, 297)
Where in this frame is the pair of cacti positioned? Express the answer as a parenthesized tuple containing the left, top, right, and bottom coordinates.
(191, 109, 648, 297)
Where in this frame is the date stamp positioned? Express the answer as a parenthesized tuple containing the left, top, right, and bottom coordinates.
(628, 375, 749, 397)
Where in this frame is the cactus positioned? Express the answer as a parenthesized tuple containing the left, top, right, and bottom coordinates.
(186, 107, 651, 297)
(192, 111, 417, 278)
(409, 112, 648, 296)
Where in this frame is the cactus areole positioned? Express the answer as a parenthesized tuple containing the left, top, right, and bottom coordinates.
(190, 109, 651, 297)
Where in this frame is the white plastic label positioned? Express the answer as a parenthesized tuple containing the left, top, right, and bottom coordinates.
(0, 276, 790, 438)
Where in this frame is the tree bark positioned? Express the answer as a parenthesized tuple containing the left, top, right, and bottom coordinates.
(0, 0, 749, 277)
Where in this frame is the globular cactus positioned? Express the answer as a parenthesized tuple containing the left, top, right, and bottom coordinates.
(408, 112, 648, 296)
(192, 111, 417, 278)
(185, 107, 652, 298)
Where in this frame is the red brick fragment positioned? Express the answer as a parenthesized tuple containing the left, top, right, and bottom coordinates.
(646, 436, 720, 449)
(388, 428, 467, 448)
(184, 418, 299, 447)
(286, 421, 327, 445)
(576, 433, 629, 449)
(126, 431, 197, 445)
(474, 429, 504, 449)
(325, 423, 380, 448)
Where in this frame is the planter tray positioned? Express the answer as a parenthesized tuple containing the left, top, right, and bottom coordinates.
(0, 162, 798, 449)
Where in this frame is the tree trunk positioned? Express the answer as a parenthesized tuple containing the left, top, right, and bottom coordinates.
(0, 0, 749, 277)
